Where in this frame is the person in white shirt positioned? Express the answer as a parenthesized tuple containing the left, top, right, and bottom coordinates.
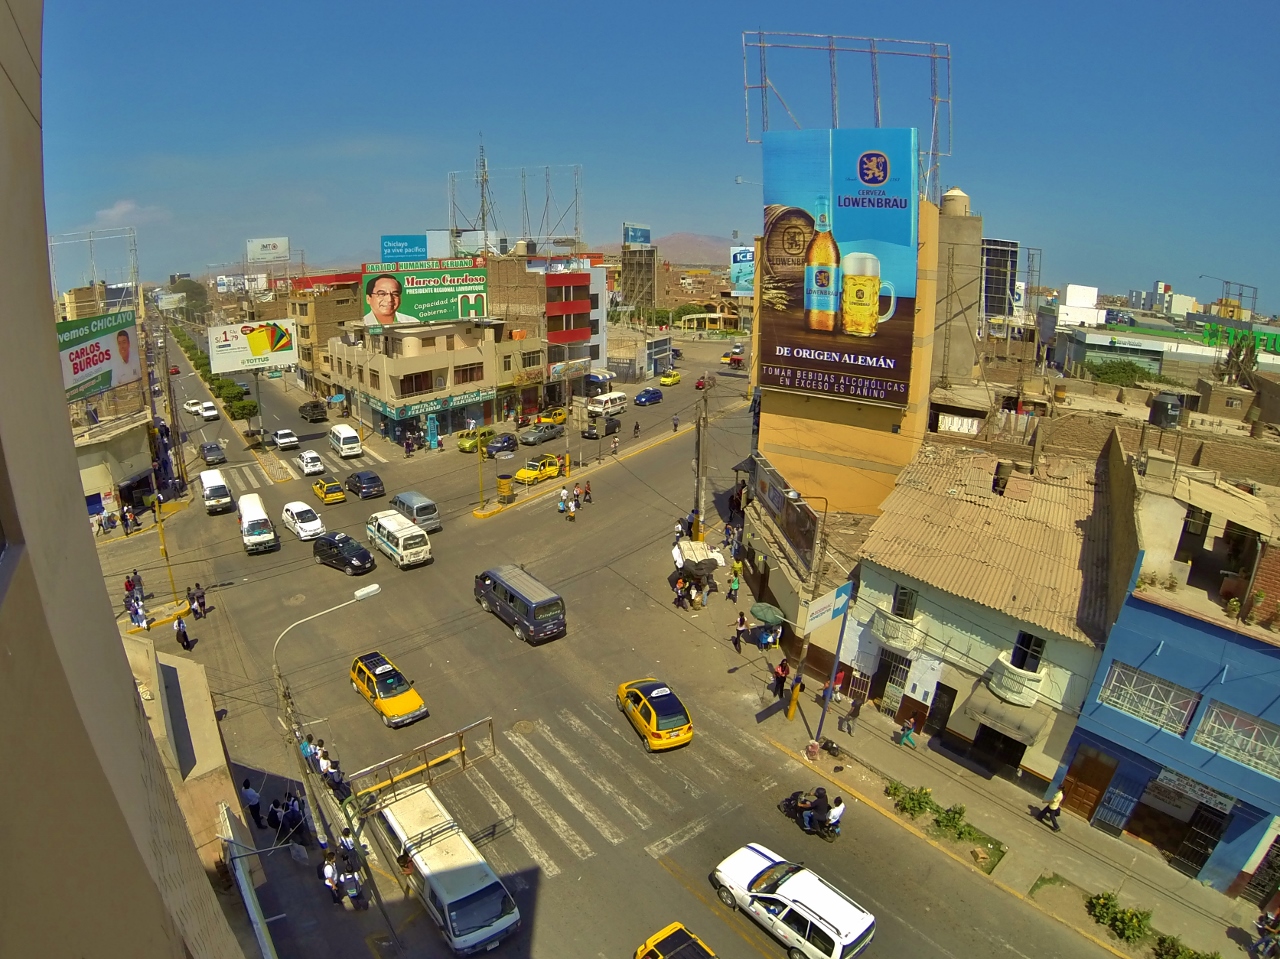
(827, 797, 845, 828)
(362, 275, 416, 325)
(111, 327, 142, 389)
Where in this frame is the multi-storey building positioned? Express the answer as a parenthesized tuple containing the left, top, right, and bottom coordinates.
(285, 273, 362, 393)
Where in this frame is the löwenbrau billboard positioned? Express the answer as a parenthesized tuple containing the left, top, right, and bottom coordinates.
(760, 128, 918, 407)
(361, 257, 489, 326)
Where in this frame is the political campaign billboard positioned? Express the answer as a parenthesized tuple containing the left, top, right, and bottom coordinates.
(208, 319, 298, 374)
(57, 309, 142, 401)
(360, 256, 488, 327)
(730, 246, 756, 297)
(759, 128, 919, 407)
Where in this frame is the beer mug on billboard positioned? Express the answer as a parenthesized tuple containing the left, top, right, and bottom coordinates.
(840, 252, 896, 337)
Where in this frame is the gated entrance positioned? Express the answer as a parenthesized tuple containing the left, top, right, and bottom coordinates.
(1170, 805, 1232, 878)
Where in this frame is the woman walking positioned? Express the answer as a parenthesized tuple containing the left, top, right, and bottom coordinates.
(730, 612, 748, 654)
(772, 659, 790, 699)
(726, 572, 740, 604)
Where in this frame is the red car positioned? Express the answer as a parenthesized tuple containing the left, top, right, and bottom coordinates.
(695, 376, 707, 390)
(168, 365, 180, 375)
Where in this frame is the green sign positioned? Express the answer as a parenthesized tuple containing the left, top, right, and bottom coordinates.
(267, 370, 283, 378)
(1202, 323, 1280, 355)
(56, 309, 142, 401)
(361, 256, 488, 326)
(363, 387, 496, 420)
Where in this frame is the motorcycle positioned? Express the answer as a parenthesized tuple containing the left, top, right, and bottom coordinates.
(778, 790, 840, 843)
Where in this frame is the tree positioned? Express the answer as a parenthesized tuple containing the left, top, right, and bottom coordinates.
(170, 277, 207, 310)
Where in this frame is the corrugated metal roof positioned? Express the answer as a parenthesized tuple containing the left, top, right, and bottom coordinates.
(1173, 475, 1271, 538)
(859, 445, 1109, 644)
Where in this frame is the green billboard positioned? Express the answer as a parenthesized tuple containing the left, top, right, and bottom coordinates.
(56, 309, 142, 402)
(361, 255, 489, 326)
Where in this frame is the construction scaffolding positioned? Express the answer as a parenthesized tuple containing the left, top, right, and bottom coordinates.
(449, 147, 583, 257)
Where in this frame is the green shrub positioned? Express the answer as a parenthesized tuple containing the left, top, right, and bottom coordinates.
(1152, 934, 1222, 959)
(894, 785, 938, 819)
(1086, 891, 1120, 926)
(1086, 891, 1151, 943)
(228, 400, 258, 421)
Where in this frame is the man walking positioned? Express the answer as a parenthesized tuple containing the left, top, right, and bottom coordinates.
(173, 615, 190, 651)
(193, 583, 207, 619)
(241, 778, 265, 829)
(838, 697, 862, 735)
(132, 568, 144, 600)
(672, 414, 679, 433)
(1036, 787, 1065, 832)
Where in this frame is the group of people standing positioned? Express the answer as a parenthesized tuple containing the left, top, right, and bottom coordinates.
(241, 777, 310, 846)
(301, 733, 351, 801)
(557, 482, 592, 521)
(123, 569, 149, 629)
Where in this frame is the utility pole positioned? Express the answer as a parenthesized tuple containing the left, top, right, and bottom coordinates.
(694, 376, 711, 540)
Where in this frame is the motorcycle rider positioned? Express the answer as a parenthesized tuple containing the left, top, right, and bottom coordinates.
(826, 797, 846, 832)
(798, 786, 830, 833)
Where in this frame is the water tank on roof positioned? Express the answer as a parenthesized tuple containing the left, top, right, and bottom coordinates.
(514, 240, 528, 256)
(1149, 392, 1182, 429)
(941, 187, 970, 217)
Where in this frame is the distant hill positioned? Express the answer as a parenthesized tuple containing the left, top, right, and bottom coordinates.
(597, 232, 733, 266)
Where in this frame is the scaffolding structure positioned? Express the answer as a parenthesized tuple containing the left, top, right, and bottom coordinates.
(742, 31, 952, 203)
(449, 147, 583, 257)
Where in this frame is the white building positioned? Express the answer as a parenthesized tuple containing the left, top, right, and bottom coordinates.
(842, 446, 1108, 785)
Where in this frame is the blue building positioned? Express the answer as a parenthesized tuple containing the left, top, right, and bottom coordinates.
(1049, 436, 1280, 903)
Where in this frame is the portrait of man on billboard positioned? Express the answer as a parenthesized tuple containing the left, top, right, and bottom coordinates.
(112, 326, 142, 388)
(363, 274, 416, 326)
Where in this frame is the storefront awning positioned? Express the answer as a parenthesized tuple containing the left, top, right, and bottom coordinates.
(587, 369, 616, 382)
(962, 684, 1054, 746)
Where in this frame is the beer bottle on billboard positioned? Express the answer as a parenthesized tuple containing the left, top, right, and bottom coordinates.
(803, 195, 839, 331)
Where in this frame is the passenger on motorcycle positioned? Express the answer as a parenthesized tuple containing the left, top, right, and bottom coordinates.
(827, 797, 845, 829)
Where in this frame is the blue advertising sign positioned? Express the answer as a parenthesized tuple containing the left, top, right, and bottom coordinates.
(381, 234, 428, 262)
(622, 223, 651, 247)
(730, 246, 756, 297)
(759, 128, 919, 407)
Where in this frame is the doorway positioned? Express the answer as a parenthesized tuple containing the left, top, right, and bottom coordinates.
(971, 724, 1027, 774)
(1169, 805, 1231, 878)
(923, 684, 956, 734)
(1061, 745, 1119, 820)
(871, 648, 911, 717)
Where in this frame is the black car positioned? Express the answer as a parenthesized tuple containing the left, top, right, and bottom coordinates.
(345, 470, 384, 498)
(582, 417, 621, 440)
(298, 399, 329, 423)
(484, 433, 520, 458)
(313, 532, 376, 575)
(199, 441, 226, 465)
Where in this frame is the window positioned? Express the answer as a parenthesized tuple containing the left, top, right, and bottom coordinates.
(590, 318, 600, 335)
(522, 351, 542, 369)
(892, 585, 918, 619)
(1011, 631, 1046, 672)
(589, 345, 600, 361)
(1226, 397, 1242, 409)
(299, 345, 312, 362)
(369, 370, 380, 389)
(356, 366, 364, 385)
(807, 922, 835, 957)
(780, 910, 810, 938)
(298, 302, 310, 317)
(590, 293, 600, 310)
(1098, 662, 1201, 734)
(298, 324, 311, 340)
(503, 355, 512, 372)
(1193, 701, 1280, 779)
(455, 363, 484, 385)
(546, 285, 563, 303)
(335, 298, 351, 306)
(548, 345, 566, 363)
(345, 362, 353, 377)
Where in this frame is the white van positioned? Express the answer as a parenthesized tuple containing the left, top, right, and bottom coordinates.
(329, 423, 362, 458)
(587, 391, 628, 418)
(236, 492, 278, 553)
(199, 469, 233, 514)
(374, 784, 520, 954)
(366, 510, 432, 569)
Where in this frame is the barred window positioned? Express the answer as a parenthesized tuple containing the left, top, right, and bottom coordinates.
(1193, 701, 1280, 779)
(1098, 662, 1201, 734)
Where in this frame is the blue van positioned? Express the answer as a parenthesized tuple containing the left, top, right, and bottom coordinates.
(474, 565, 566, 644)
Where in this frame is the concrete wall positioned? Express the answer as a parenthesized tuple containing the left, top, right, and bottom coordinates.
(1195, 378, 1254, 421)
(1104, 430, 1143, 627)
(932, 206, 983, 386)
(0, 6, 245, 955)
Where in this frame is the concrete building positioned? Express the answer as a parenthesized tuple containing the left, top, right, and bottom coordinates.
(327, 317, 544, 440)
(1129, 281, 1201, 319)
(1, 6, 248, 953)
(845, 446, 1110, 787)
(1049, 436, 1280, 901)
(931, 187, 983, 387)
(1056, 325, 1280, 382)
(285, 273, 362, 394)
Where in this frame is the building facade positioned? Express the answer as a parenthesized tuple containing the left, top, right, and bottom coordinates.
(286, 275, 362, 393)
(931, 188, 983, 386)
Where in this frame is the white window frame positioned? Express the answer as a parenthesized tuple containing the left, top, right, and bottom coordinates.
(1192, 700, 1280, 779)
(1098, 661, 1201, 735)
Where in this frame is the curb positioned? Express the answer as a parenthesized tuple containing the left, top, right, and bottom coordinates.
(765, 738, 1134, 959)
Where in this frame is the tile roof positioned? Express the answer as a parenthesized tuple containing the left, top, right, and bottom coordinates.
(859, 445, 1109, 644)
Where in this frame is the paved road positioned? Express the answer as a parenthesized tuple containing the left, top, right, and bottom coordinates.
(124, 331, 1107, 959)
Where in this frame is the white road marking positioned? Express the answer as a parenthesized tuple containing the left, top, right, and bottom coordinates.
(243, 466, 262, 489)
(556, 708, 680, 813)
(503, 731, 626, 845)
(466, 766, 560, 879)
(363, 445, 388, 463)
(278, 459, 299, 480)
(228, 470, 247, 492)
(580, 700, 704, 798)
(696, 705, 777, 756)
(698, 733, 751, 772)
(645, 801, 739, 859)
(490, 752, 593, 860)
(532, 719, 652, 829)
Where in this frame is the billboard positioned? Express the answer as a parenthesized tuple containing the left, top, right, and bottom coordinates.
(246, 237, 290, 263)
(361, 256, 488, 326)
(759, 128, 919, 407)
(730, 246, 756, 297)
(156, 293, 186, 310)
(622, 223, 651, 247)
(208, 320, 297, 374)
(382, 234, 428, 262)
(57, 309, 142, 401)
(216, 274, 247, 295)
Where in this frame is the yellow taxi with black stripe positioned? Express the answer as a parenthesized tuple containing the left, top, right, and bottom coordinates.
(635, 923, 717, 959)
(311, 475, 346, 505)
(616, 678, 693, 751)
(350, 651, 429, 728)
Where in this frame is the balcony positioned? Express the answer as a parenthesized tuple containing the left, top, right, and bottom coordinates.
(868, 607, 926, 656)
(988, 649, 1048, 707)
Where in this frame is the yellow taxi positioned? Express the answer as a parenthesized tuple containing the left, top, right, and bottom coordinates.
(311, 476, 346, 504)
(514, 453, 563, 485)
(616, 678, 694, 752)
(536, 407, 567, 425)
(660, 369, 681, 386)
(720, 351, 733, 364)
(635, 923, 717, 959)
(456, 426, 496, 452)
(350, 651, 429, 728)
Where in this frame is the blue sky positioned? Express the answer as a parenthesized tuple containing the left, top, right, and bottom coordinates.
(43, 0, 1278, 311)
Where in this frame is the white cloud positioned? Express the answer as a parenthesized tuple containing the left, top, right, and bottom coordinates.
(84, 199, 170, 230)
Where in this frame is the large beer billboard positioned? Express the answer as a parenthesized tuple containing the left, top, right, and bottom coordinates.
(759, 128, 918, 407)
(361, 256, 488, 327)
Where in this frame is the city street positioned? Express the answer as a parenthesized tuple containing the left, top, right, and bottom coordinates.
(101, 335, 1109, 959)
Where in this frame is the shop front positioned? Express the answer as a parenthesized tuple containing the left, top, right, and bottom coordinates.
(363, 387, 497, 445)
(545, 359, 591, 408)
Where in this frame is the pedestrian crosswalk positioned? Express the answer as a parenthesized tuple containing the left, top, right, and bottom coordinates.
(221, 462, 273, 491)
(426, 699, 785, 884)
(274, 445, 387, 481)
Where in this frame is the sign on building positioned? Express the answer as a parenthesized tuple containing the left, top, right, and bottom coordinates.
(622, 223, 652, 247)
(804, 581, 853, 634)
(360, 257, 489, 326)
(381, 234, 429, 262)
(730, 246, 756, 297)
(156, 293, 186, 310)
(246, 237, 290, 263)
(208, 320, 298, 374)
(56, 309, 142, 401)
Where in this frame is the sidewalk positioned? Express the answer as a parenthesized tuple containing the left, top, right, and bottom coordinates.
(764, 694, 1255, 957)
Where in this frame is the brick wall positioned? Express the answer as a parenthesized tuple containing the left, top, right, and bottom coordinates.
(1248, 544, 1280, 627)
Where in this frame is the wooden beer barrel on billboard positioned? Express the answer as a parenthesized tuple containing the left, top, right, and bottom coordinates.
(761, 204, 814, 291)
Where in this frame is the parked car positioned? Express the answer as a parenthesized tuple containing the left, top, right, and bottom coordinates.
(281, 501, 326, 540)
(298, 399, 329, 423)
(635, 387, 663, 406)
(183, 399, 204, 415)
(582, 417, 621, 440)
(312, 531, 375, 575)
(271, 428, 300, 450)
(484, 433, 519, 458)
(235, 381, 252, 397)
(456, 426, 496, 452)
(519, 423, 564, 445)
(296, 450, 325, 476)
(345, 470, 385, 499)
(199, 441, 226, 465)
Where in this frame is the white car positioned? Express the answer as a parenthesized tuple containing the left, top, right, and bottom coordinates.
(272, 429, 300, 450)
(296, 450, 325, 476)
(200, 401, 219, 421)
(183, 399, 204, 415)
(712, 844, 875, 959)
(281, 501, 326, 540)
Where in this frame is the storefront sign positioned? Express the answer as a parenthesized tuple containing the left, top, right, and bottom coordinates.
(548, 359, 591, 380)
(1155, 767, 1236, 814)
(363, 387, 496, 421)
(511, 366, 545, 387)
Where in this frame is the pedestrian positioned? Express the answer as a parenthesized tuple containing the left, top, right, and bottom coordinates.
(317, 750, 333, 778)
(241, 778, 265, 828)
(898, 717, 918, 749)
(124, 575, 135, 604)
(685, 510, 696, 538)
(322, 852, 342, 904)
(573, 483, 581, 508)
(567, 500, 577, 522)
(673, 520, 684, 543)
(673, 577, 687, 610)
(132, 568, 144, 600)
(1036, 787, 1064, 832)
(611, 436, 619, 456)
(125, 507, 137, 532)
(722, 524, 734, 548)
(266, 800, 282, 839)
(121, 506, 131, 536)
(193, 583, 207, 618)
(672, 414, 679, 432)
(310, 739, 325, 773)
(727, 572, 740, 603)
(772, 660, 790, 699)
(560, 486, 568, 508)
(838, 697, 862, 736)
(832, 669, 846, 703)
(731, 612, 748, 653)
(186, 586, 196, 614)
(94, 513, 105, 536)
(820, 679, 835, 707)
(404, 437, 412, 458)
(173, 616, 190, 651)
(633, 421, 640, 438)
(583, 481, 592, 504)
(300, 733, 315, 765)
(338, 827, 358, 867)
